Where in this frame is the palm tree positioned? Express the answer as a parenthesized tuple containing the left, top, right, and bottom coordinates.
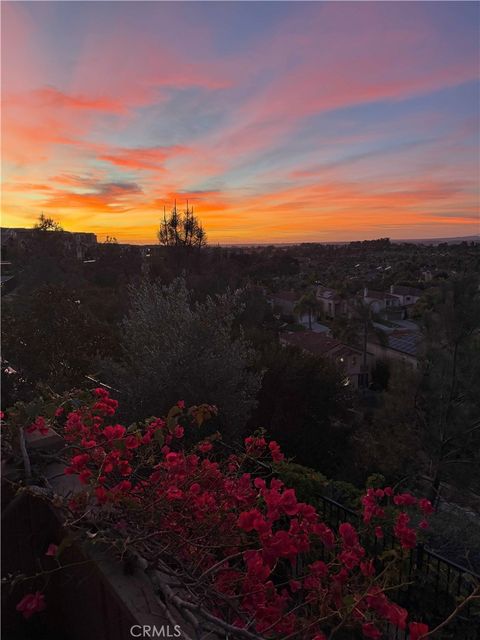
(294, 291, 320, 330)
(343, 297, 388, 390)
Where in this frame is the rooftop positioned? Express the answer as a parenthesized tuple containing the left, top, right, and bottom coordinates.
(281, 331, 362, 358)
(390, 285, 423, 297)
(364, 289, 398, 300)
(386, 330, 422, 357)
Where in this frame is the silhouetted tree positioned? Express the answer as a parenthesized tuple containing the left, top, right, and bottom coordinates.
(34, 213, 63, 232)
(158, 203, 206, 249)
(251, 344, 351, 476)
(418, 275, 480, 498)
(1, 285, 113, 400)
(294, 291, 320, 330)
(103, 278, 261, 439)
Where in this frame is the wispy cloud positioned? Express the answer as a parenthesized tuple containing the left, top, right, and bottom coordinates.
(2, 1, 478, 241)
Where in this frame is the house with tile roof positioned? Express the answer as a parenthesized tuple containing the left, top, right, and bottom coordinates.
(280, 330, 373, 389)
(363, 287, 401, 314)
(367, 329, 422, 369)
(389, 285, 423, 306)
(315, 286, 348, 318)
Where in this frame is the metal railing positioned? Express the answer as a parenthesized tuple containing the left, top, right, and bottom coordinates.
(317, 494, 480, 639)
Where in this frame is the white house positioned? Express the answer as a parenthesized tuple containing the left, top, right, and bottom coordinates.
(316, 286, 348, 318)
(363, 287, 400, 314)
(389, 285, 422, 306)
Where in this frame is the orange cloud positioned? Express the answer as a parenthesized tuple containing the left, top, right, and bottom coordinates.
(99, 145, 187, 171)
(32, 87, 127, 114)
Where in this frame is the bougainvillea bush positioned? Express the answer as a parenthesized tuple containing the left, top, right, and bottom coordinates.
(1, 389, 434, 639)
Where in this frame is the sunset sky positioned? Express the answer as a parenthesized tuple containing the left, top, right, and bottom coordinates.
(2, 1, 479, 244)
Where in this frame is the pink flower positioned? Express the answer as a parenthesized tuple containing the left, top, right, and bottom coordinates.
(125, 435, 140, 449)
(54, 407, 64, 417)
(16, 592, 46, 619)
(26, 417, 49, 436)
(173, 425, 184, 439)
(409, 622, 429, 640)
(268, 440, 285, 462)
(386, 603, 408, 629)
(362, 622, 382, 639)
(280, 488, 299, 516)
(393, 492, 417, 507)
(289, 579, 301, 592)
(95, 486, 108, 505)
(198, 441, 213, 453)
(177, 400, 185, 409)
(360, 560, 375, 577)
(103, 424, 125, 440)
(45, 543, 58, 557)
(79, 469, 92, 485)
(419, 498, 434, 515)
(238, 509, 262, 532)
(166, 487, 183, 500)
(339, 522, 358, 547)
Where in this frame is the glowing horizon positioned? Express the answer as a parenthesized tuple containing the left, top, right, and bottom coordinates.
(2, 1, 479, 244)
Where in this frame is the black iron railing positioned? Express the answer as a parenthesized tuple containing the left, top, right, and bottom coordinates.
(317, 494, 480, 639)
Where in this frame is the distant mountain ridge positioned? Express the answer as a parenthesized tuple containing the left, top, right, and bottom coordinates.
(218, 235, 479, 248)
(393, 235, 479, 245)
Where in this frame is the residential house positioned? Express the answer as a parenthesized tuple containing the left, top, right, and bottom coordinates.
(315, 286, 348, 319)
(389, 285, 422, 306)
(280, 330, 373, 389)
(367, 329, 422, 369)
(362, 287, 400, 314)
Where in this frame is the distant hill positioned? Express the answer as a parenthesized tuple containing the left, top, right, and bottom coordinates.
(393, 235, 479, 245)
(218, 236, 479, 248)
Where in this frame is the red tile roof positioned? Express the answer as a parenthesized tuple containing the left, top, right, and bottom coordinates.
(365, 289, 397, 300)
(280, 331, 362, 358)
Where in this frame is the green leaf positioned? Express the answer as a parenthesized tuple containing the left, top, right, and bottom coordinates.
(56, 535, 74, 557)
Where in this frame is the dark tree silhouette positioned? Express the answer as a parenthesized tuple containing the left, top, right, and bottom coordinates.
(34, 213, 63, 232)
(158, 203, 206, 249)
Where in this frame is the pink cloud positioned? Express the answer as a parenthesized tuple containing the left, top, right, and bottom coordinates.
(99, 145, 187, 171)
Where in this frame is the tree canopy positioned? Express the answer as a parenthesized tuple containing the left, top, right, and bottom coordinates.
(158, 203, 206, 249)
(103, 278, 261, 439)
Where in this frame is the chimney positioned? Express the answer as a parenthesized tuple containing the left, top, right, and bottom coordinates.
(363, 287, 368, 299)
(390, 284, 394, 294)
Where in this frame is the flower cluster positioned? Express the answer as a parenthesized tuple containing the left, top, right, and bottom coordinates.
(16, 592, 46, 619)
(25, 416, 49, 436)
(361, 488, 433, 550)
(10, 390, 431, 639)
